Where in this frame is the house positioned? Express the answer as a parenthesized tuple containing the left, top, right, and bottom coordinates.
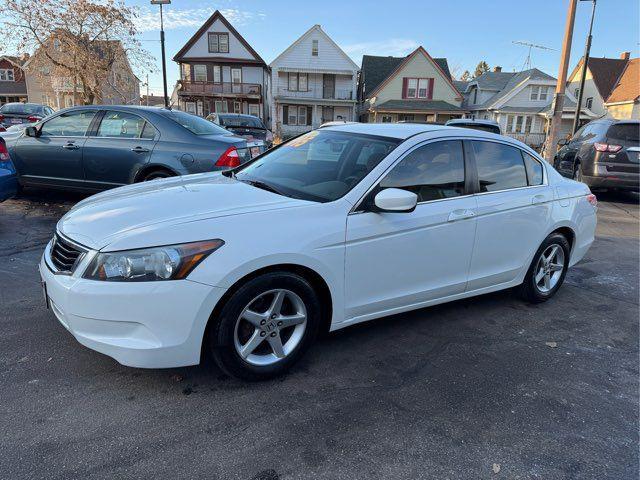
(269, 25, 359, 139)
(566, 52, 630, 118)
(461, 67, 597, 149)
(140, 93, 165, 107)
(604, 57, 639, 120)
(0, 55, 29, 105)
(24, 39, 140, 108)
(172, 10, 270, 123)
(358, 47, 465, 123)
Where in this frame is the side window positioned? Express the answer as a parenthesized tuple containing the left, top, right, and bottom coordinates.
(97, 111, 146, 139)
(472, 141, 527, 192)
(380, 140, 465, 202)
(522, 151, 544, 186)
(140, 122, 157, 140)
(40, 111, 95, 137)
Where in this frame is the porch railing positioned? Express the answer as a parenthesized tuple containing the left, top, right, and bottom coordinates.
(178, 81, 261, 96)
(276, 86, 353, 100)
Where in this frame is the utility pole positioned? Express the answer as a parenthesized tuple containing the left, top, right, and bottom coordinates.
(572, 0, 597, 134)
(146, 74, 150, 106)
(545, 0, 578, 161)
(151, 0, 171, 108)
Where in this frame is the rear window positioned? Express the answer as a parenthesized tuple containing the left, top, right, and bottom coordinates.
(164, 110, 229, 135)
(472, 141, 528, 192)
(607, 123, 639, 144)
(220, 116, 265, 129)
(453, 123, 501, 135)
(0, 104, 43, 115)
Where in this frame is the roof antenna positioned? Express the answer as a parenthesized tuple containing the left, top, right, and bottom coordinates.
(512, 40, 555, 71)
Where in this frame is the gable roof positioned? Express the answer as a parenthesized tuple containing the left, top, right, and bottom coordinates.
(172, 10, 266, 65)
(605, 58, 639, 103)
(470, 71, 516, 91)
(569, 56, 628, 100)
(453, 80, 469, 93)
(269, 24, 359, 70)
(0, 55, 28, 68)
(362, 47, 462, 99)
(470, 68, 555, 109)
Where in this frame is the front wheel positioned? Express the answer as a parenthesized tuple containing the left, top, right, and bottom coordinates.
(209, 272, 321, 380)
(518, 233, 571, 303)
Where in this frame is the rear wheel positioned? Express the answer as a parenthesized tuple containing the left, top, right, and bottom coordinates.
(518, 233, 570, 303)
(209, 272, 321, 380)
(141, 169, 174, 182)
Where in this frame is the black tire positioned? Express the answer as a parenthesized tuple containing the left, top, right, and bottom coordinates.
(141, 169, 174, 181)
(209, 272, 321, 381)
(518, 233, 571, 303)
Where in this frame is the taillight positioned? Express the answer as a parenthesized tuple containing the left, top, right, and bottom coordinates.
(27, 115, 41, 123)
(215, 146, 240, 168)
(594, 142, 622, 153)
(0, 142, 10, 161)
(586, 193, 597, 208)
(0, 114, 4, 123)
(0, 125, 5, 133)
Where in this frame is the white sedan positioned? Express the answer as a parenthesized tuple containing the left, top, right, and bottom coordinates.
(40, 123, 597, 380)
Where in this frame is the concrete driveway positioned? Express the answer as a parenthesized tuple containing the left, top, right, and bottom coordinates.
(0, 189, 637, 480)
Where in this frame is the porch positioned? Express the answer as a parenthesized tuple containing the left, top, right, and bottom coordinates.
(274, 102, 354, 139)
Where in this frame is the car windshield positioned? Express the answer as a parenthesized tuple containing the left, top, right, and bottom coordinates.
(232, 130, 400, 202)
(164, 110, 230, 135)
(221, 116, 265, 129)
(0, 104, 43, 114)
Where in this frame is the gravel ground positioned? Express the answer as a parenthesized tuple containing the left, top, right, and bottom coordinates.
(0, 188, 638, 480)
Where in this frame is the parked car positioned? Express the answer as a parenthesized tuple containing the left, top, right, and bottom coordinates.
(0, 137, 18, 202)
(0, 102, 54, 129)
(5, 106, 266, 192)
(206, 113, 274, 148)
(445, 118, 502, 135)
(554, 119, 639, 191)
(40, 123, 597, 380)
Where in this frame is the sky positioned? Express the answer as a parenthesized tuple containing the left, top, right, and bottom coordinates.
(11, 0, 640, 95)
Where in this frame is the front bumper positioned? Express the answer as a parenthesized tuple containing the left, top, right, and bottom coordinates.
(39, 240, 226, 368)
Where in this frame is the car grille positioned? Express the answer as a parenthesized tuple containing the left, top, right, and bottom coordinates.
(50, 234, 84, 272)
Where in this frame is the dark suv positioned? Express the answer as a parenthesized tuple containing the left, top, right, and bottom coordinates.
(554, 119, 639, 191)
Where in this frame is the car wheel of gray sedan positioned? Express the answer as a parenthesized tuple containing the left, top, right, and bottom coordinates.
(209, 272, 321, 381)
(518, 232, 570, 303)
(142, 170, 174, 181)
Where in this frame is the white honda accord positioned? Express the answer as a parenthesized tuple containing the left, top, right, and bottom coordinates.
(40, 123, 597, 380)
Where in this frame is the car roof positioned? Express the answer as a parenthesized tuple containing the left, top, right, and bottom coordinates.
(446, 118, 500, 127)
(320, 122, 451, 139)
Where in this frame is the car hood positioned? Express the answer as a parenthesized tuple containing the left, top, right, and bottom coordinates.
(58, 173, 309, 250)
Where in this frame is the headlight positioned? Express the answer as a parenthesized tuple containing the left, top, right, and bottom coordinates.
(83, 239, 224, 282)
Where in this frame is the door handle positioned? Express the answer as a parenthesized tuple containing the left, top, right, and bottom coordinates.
(531, 194, 547, 205)
(62, 143, 79, 150)
(131, 146, 150, 153)
(448, 209, 476, 222)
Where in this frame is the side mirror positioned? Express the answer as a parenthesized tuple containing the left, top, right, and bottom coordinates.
(373, 188, 418, 213)
(24, 126, 39, 137)
(557, 138, 569, 147)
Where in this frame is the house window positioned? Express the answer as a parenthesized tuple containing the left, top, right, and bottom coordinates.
(208, 33, 229, 53)
(585, 97, 593, 109)
(298, 73, 308, 91)
(185, 101, 196, 114)
(530, 86, 539, 100)
(381, 115, 393, 123)
(0, 69, 14, 81)
(312, 39, 318, 56)
(234, 101, 241, 113)
(288, 72, 298, 91)
(539, 86, 549, 101)
(297, 106, 307, 125)
(287, 106, 297, 125)
(399, 114, 415, 122)
(193, 65, 207, 82)
(472, 88, 478, 104)
(506, 115, 514, 132)
(181, 64, 191, 81)
(214, 101, 228, 113)
(404, 77, 433, 99)
(249, 104, 260, 117)
(530, 86, 550, 101)
(287, 73, 307, 92)
(213, 66, 221, 83)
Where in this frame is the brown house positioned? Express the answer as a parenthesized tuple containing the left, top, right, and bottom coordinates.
(172, 10, 270, 124)
(0, 55, 29, 105)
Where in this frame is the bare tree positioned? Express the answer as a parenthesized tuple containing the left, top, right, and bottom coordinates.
(0, 0, 153, 105)
(473, 61, 490, 79)
(459, 70, 472, 82)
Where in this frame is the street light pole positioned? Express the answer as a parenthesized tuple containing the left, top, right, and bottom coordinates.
(572, 0, 597, 134)
(151, 0, 171, 108)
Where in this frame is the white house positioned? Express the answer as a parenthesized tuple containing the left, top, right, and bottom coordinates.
(461, 67, 597, 150)
(269, 25, 359, 139)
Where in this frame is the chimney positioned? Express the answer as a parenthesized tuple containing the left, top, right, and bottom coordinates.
(620, 51, 630, 60)
(493, 66, 502, 72)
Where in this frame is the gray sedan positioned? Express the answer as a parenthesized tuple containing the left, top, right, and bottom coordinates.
(6, 105, 265, 192)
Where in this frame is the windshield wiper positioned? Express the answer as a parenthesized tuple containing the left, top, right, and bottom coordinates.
(241, 179, 291, 197)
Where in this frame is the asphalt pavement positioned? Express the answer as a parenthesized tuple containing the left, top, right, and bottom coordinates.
(0, 188, 638, 480)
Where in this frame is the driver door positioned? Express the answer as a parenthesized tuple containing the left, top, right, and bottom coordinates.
(13, 110, 96, 189)
(344, 140, 477, 322)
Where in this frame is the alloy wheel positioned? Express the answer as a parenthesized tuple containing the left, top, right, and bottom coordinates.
(534, 244, 565, 293)
(233, 289, 307, 366)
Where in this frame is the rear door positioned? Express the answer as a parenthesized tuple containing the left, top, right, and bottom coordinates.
(13, 110, 96, 188)
(466, 140, 552, 291)
(82, 110, 158, 189)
